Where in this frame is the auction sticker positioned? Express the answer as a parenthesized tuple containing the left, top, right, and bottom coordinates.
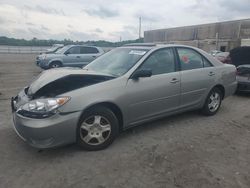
(129, 50, 147, 56)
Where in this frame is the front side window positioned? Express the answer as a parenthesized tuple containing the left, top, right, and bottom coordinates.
(67, 46, 80, 54)
(203, 58, 212, 67)
(177, 48, 204, 70)
(81, 47, 99, 54)
(138, 48, 175, 75)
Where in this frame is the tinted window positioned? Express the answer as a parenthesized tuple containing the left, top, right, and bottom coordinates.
(177, 48, 203, 70)
(81, 47, 99, 54)
(138, 48, 175, 75)
(67, 46, 80, 54)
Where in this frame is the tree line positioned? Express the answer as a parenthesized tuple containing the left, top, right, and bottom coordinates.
(0, 36, 144, 47)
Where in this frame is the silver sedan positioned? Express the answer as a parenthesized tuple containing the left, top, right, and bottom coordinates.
(11, 44, 237, 150)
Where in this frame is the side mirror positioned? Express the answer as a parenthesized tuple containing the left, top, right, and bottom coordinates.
(131, 69, 152, 79)
(64, 51, 69, 55)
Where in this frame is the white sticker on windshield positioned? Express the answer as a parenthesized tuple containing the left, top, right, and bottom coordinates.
(129, 50, 146, 56)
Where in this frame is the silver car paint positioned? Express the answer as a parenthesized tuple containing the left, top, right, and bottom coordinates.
(13, 45, 237, 148)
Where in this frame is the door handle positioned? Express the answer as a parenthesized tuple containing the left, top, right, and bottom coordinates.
(92, 55, 96, 58)
(170, 78, 179, 83)
(76, 56, 80, 58)
(208, 72, 215, 76)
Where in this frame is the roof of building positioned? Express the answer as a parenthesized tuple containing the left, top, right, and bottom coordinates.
(145, 18, 250, 32)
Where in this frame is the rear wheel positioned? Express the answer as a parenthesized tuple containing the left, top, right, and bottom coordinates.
(76, 106, 119, 151)
(49, 61, 61, 69)
(202, 88, 222, 116)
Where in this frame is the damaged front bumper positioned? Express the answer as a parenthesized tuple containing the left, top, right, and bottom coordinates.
(11, 96, 81, 149)
(36, 59, 49, 69)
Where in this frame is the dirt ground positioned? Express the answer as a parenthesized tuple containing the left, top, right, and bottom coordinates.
(0, 54, 250, 188)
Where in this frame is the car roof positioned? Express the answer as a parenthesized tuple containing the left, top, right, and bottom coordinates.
(121, 43, 202, 50)
(121, 43, 224, 67)
(65, 45, 100, 48)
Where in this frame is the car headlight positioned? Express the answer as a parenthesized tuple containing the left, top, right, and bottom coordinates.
(41, 54, 47, 60)
(17, 97, 70, 118)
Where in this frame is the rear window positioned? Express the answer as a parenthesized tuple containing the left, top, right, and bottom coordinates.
(67, 46, 80, 54)
(230, 47, 250, 66)
(80, 47, 99, 54)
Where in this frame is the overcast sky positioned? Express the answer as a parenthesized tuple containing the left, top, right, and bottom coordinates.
(0, 0, 250, 41)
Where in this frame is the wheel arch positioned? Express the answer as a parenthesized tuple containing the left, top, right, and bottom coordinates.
(48, 59, 63, 66)
(79, 102, 124, 132)
(213, 84, 225, 99)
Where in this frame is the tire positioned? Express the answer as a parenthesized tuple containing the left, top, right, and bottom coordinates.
(76, 106, 119, 151)
(202, 88, 223, 116)
(49, 61, 62, 69)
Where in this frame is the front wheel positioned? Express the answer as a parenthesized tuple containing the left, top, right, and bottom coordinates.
(76, 106, 119, 151)
(49, 61, 61, 69)
(202, 88, 222, 116)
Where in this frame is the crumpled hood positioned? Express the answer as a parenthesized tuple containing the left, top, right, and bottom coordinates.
(28, 67, 115, 98)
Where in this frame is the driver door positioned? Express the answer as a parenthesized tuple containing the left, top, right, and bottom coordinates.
(126, 48, 181, 124)
(63, 46, 82, 67)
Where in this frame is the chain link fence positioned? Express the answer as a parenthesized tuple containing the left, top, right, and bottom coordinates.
(0, 45, 50, 54)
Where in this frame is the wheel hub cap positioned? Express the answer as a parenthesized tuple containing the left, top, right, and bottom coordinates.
(208, 92, 220, 112)
(80, 115, 111, 145)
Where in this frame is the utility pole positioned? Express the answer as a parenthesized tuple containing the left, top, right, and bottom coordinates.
(139, 17, 142, 39)
(216, 32, 219, 50)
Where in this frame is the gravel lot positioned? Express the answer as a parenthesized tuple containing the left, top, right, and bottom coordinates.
(0, 54, 250, 188)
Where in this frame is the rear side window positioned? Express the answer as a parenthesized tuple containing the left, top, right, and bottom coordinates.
(177, 48, 203, 70)
(67, 46, 80, 54)
(80, 47, 99, 54)
(138, 48, 175, 75)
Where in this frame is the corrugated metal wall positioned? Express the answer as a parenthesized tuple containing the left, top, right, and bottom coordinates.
(144, 19, 250, 51)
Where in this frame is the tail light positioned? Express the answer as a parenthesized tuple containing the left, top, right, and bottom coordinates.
(236, 69, 240, 75)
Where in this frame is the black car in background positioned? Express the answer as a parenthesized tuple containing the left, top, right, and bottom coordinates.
(230, 46, 250, 93)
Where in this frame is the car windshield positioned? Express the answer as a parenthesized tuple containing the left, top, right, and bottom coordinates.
(55, 46, 70, 54)
(85, 48, 149, 77)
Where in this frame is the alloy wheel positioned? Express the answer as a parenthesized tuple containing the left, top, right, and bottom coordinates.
(80, 115, 111, 145)
(208, 92, 221, 112)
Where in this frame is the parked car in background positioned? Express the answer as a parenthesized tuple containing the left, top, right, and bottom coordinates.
(236, 65, 250, 92)
(230, 46, 250, 92)
(214, 52, 232, 64)
(210, 50, 222, 56)
(42, 44, 64, 54)
(36, 45, 104, 69)
(12, 44, 237, 150)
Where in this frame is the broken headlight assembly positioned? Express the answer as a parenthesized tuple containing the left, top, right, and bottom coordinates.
(17, 97, 70, 118)
(41, 54, 47, 60)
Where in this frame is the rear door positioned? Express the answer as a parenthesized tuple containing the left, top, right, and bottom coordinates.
(176, 47, 215, 109)
(79, 47, 101, 67)
(126, 48, 181, 124)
